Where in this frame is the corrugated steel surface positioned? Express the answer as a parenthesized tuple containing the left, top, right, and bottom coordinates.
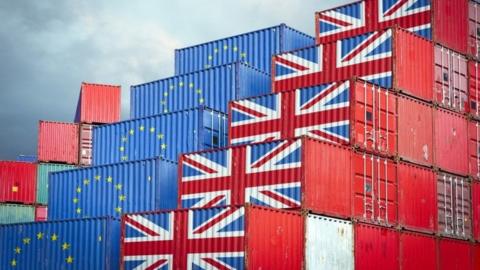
(437, 172, 472, 239)
(399, 231, 437, 270)
(229, 79, 397, 157)
(0, 217, 120, 269)
(35, 206, 47, 221)
(0, 161, 36, 204)
(174, 24, 314, 75)
(0, 204, 35, 224)
(434, 108, 468, 175)
(74, 82, 121, 124)
(473, 243, 480, 269)
(16, 155, 37, 163)
(354, 223, 399, 270)
(316, 0, 468, 55)
(93, 106, 227, 165)
(273, 28, 434, 102)
(469, 1, 480, 59)
(468, 120, 480, 180)
(37, 121, 79, 165)
(49, 157, 177, 220)
(131, 62, 270, 118)
(434, 45, 468, 112)
(36, 163, 77, 205)
(79, 124, 94, 166)
(438, 238, 473, 270)
(472, 181, 480, 242)
(121, 205, 303, 269)
(398, 162, 437, 233)
(305, 215, 353, 270)
(468, 60, 480, 119)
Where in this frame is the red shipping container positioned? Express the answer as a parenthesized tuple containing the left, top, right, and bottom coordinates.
(469, 1, 480, 60)
(273, 27, 434, 102)
(473, 181, 480, 242)
(434, 108, 468, 176)
(398, 162, 437, 233)
(120, 205, 304, 269)
(179, 137, 398, 226)
(0, 161, 36, 204)
(473, 243, 480, 269)
(354, 223, 399, 270)
(316, 0, 468, 56)
(468, 60, 480, 119)
(74, 82, 121, 124)
(35, 206, 47, 221)
(438, 238, 473, 270)
(468, 120, 480, 180)
(437, 172, 472, 240)
(399, 231, 436, 270)
(37, 121, 79, 165)
(79, 124, 94, 166)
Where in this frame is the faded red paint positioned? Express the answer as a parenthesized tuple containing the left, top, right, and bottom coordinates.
(37, 121, 79, 165)
(354, 223, 399, 270)
(75, 82, 121, 124)
(0, 161, 36, 204)
(35, 206, 47, 221)
(399, 231, 436, 270)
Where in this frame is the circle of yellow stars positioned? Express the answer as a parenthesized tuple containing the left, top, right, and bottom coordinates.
(10, 232, 73, 267)
(204, 45, 248, 69)
(159, 81, 205, 114)
(119, 125, 168, 162)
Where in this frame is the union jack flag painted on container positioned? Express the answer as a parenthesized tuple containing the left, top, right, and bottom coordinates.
(179, 139, 302, 209)
(317, 0, 432, 42)
(122, 207, 245, 269)
(274, 29, 394, 92)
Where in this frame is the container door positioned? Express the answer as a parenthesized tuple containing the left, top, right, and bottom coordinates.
(79, 124, 93, 166)
(469, 1, 480, 59)
(468, 61, 480, 119)
(202, 109, 227, 149)
(434, 45, 468, 112)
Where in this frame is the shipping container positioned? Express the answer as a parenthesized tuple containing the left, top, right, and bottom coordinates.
(398, 162, 437, 233)
(354, 223, 399, 270)
(79, 124, 94, 166)
(468, 60, 480, 119)
(468, 120, 480, 180)
(273, 27, 434, 101)
(316, 0, 469, 56)
(0, 217, 120, 269)
(37, 121, 79, 165)
(35, 206, 47, 221)
(16, 155, 36, 163)
(473, 243, 480, 269)
(131, 62, 270, 118)
(0, 204, 35, 224)
(174, 24, 314, 75)
(179, 137, 398, 226)
(74, 82, 121, 124)
(121, 205, 304, 269)
(36, 163, 77, 205)
(473, 181, 480, 242)
(469, 1, 480, 59)
(438, 238, 473, 270)
(399, 231, 437, 270)
(434, 108, 468, 176)
(93, 107, 227, 166)
(437, 172, 472, 240)
(0, 161, 36, 204)
(49, 157, 177, 220)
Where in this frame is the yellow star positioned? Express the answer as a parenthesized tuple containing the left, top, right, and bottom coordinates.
(163, 109, 168, 113)
(37, 232, 44, 240)
(214, 48, 219, 53)
(121, 136, 128, 142)
(73, 198, 79, 204)
(83, 179, 90, 185)
(121, 156, 128, 161)
(119, 146, 125, 152)
(169, 85, 174, 90)
(51, 234, 58, 241)
(62, 242, 70, 250)
(208, 55, 213, 60)
(189, 83, 194, 88)
(94, 175, 101, 181)
(115, 184, 122, 190)
(160, 100, 166, 105)
(119, 195, 126, 201)
(199, 98, 204, 104)
(115, 207, 122, 213)
(147, 176, 152, 181)
(11, 259, 16, 267)
(240, 52, 247, 58)
(223, 45, 228, 50)
(66, 256, 74, 264)
(196, 89, 202, 94)
(163, 92, 168, 97)
(76, 187, 82, 193)
(161, 143, 167, 150)
(14, 247, 21, 254)
(76, 208, 81, 214)
(150, 127, 155, 133)
(98, 235, 102, 242)
(179, 82, 184, 87)
(129, 129, 134, 135)
(139, 125, 145, 131)
(106, 176, 113, 183)
(157, 133, 164, 140)
(22, 238, 30, 245)
(233, 46, 238, 52)
(204, 64, 211, 68)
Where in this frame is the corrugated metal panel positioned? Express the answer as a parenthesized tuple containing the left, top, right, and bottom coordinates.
(472, 181, 480, 242)
(79, 124, 94, 166)
(399, 231, 437, 270)
(434, 45, 468, 112)
(473, 243, 480, 269)
(316, 0, 468, 56)
(0, 217, 120, 269)
(121, 205, 303, 269)
(468, 120, 480, 180)
(438, 238, 473, 270)
(469, 1, 480, 59)
(36, 163, 77, 205)
(93, 106, 227, 166)
(37, 121, 79, 165)
(174, 24, 314, 75)
(49, 157, 177, 220)
(131, 62, 270, 118)
(354, 223, 399, 270)
(273, 28, 434, 102)
(0, 161, 36, 204)
(434, 108, 468, 175)
(468, 60, 480, 119)
(437, 172, 472, 239)
(35, 206, 47, 221)
(305, 214, 353, 270)
(0, 204, 35, 224)
(397, 162, 436, 233)
(16, 155, 37, 163)
(74, 82, 121, 124)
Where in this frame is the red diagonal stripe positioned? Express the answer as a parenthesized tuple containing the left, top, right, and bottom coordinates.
(125, 215, 161, 237)
(275, 56, 310, 71)
(300, 82, 342, 110)
(250, 140, 295, 169)
(203, 195, 228, 208)
(342, 31, 385, 62)
(383, 0, 409, 16)
(259, 190, 300, 208)
(202, 258, 232, 270)
(318, 13, 353, 27)
(145, 259, 168, 270)
(193, 208, 239, 234)
(231, 102, 268, 118)
(309, 129, 348, 143)
(183, 156, 218, 174)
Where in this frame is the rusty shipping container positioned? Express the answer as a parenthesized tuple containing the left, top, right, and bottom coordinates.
(74, 82, 121, 124)
(316, 0, 469, 56)
(468, 120, 480, 180)
(37, 121, 79, 165)
(434, 108, 468, 176)
(79, 124, 94, 166)
(468, 60, 480, 119)
(179, 137, 398, 226)
(472, 181, 480, 242)
(0, 161, 36, 204)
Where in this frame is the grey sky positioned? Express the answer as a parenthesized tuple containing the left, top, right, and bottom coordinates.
(0, 0, 351, 159)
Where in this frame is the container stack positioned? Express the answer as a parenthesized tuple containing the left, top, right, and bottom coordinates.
(1, 1, 479, 269)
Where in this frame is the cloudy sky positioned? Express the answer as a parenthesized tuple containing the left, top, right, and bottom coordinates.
(0, 0, 350, 159)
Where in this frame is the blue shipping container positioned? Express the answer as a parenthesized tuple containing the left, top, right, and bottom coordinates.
(175, 24, 315, 75)
(48, 157, 177, 220)
(131, 62, 270, 118)
(93, 106, 227, 165)
(16, 155, 37, 163)
(0, 217, 120, 270)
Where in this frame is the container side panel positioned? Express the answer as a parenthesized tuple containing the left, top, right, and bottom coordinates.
(468, 120, 480, 179)
(77, 83, 121, 124)
(0, 162, 37, 204)
(0, 204, 35, 224)
(35, 206, 47, 221)
(38, 121, 79, 165)
(468, 61, 480, 118)
(438, 238, 472, 270)
(354, 224, 399, 270)
(473, 182, 480, 242)
(469, 2, 480, 59)
(16, 155, 37, 163)
(433, 0, 469, 54)
(37, 163, 76, 205)
(399, 232, 436, 270)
